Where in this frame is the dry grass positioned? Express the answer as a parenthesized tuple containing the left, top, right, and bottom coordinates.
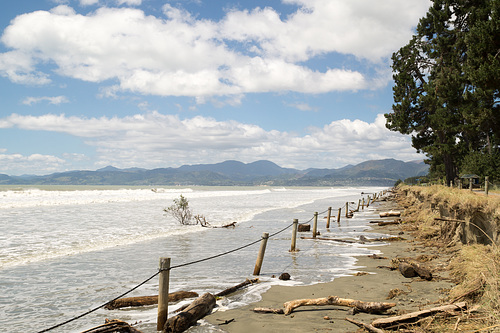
(449, 244, 500, 325)
(393, 185, 500, 330)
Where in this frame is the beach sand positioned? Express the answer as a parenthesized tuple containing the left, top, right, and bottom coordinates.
(205, 198, 456, 332)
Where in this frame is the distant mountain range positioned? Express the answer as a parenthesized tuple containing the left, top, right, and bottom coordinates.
(0, 159, 429, 186)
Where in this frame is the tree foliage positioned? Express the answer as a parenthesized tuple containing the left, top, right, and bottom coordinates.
(164, 195, 193, 225)
(386, 0, 500, 183)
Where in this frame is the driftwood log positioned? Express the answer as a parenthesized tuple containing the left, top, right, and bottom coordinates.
(396, 260, 433, 280)
(252, 307, 285, 314)
(164, 293, 216, 333)
(301, 236, 357, 243)
(283, 296, 396, 315)
(379, 211, 401, 217)
(298, 224, 310, 232)
(345, 317, 384, 333)
(216, 278, 259, 297)
(80, 319, 143, 333)
(104, 291, 199, 310)
(371, 302, 467, 328)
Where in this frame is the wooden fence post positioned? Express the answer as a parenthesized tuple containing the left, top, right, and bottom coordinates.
(157, 257, 171, 331)
(485, 176, 489, 196)
(470, 178, 473, 191)
(326, 207, 332, 228)
(345, 202, 349, 217)
(366, 196, 370, 207)
(313, 212, 318, 238)
(361, 198, 365, 209)
(337, 207, 341, 224)
(253, 232, 269, 275)
(356, 199, 360, 211)
(291, 219, 298, 252)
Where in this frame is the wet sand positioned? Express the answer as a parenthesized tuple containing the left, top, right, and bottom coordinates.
(205, 198, 455, 332)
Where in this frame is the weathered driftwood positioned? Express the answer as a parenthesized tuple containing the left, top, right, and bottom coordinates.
(398, 262, 418, 278)
(379, 211, 401, 217)
(298, 224, 310, 232)
(360, 235, 405, 242)
(376, 221, 401, 226)
(283, 296, 396, 315)
(367, 254, 388, 260)
(104, 291, 199, 310)
(396, 259, 432, 280)
(80, 319, 143, 333)
(345, 317, 384, 333)
(371, 301, 467, 328)
(164, 293, 216, 333)
(216, 278, 259, 297)
(252, 307, 285, 314)
(195, 215, 237, 228)
(301, 236, 357, 243)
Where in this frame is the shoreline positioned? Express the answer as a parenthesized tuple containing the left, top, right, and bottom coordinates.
(204, 194, 456, 332)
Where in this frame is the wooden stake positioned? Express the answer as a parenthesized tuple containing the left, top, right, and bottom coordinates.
(345, 202, 349, 217)
(157, 257, 171, 331)
(312, 212, 318, 238)
(326, 207, 332, 228)
(485, 176, 489, 196)
(253, 232, 269, 275)
(291, 219, 298, 252)
(337, 208, 341, 223)
(361, 198, 365, 209)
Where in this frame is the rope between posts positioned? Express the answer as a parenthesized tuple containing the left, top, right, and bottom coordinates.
(37, 199, 364, 333)
(37, 220, 296, 333)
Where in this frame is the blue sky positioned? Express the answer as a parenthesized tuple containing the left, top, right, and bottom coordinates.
(0, 0, 430, 176)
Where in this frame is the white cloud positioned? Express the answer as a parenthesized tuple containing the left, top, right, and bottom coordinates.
(22, 96, 69, 105)
(0, 112, 423, 172)
(0, 1, 430, 98)
(0, 152, 66, 175)
(286, 102, 315, 112)
(79, 0, 99, 5)
(116, 0, 141, 5)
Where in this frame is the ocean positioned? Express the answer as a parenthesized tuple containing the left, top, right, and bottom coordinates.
(0, 185, 389, 332)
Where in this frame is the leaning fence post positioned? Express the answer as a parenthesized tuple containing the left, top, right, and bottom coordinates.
(157, 257, 171, 331)
(326, 207, 332, 228)
(291, 219, 298, 252)
(313, 212, 318, 238)
(337, 207, 341, 224)
(356, 199, 360, 211)
(485, 176, 489, 196)
(366, 196, 370, 207)
(253, 232, 269, 275)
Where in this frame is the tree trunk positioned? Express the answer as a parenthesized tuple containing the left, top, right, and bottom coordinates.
(283, 296, 396, 315)
(104, 291, 199, 310)
(164, 293, 216, 333)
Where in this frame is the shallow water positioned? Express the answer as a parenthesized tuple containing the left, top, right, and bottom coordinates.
(0, 186, 387, 332)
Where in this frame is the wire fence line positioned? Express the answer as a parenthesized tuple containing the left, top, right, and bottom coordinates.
(36, 193, 380, 333)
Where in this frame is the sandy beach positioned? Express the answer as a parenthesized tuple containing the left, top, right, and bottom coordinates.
(205, 196, 456, 332)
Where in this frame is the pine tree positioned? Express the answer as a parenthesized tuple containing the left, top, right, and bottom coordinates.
(386, 0, 499, 183)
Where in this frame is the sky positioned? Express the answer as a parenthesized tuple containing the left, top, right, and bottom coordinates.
(0, 0, 431, 176)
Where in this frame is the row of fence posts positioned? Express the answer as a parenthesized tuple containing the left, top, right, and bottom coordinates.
(156, 190, 386, 330)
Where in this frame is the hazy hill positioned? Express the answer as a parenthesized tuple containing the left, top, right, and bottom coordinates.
(0, 159, 428, 186)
